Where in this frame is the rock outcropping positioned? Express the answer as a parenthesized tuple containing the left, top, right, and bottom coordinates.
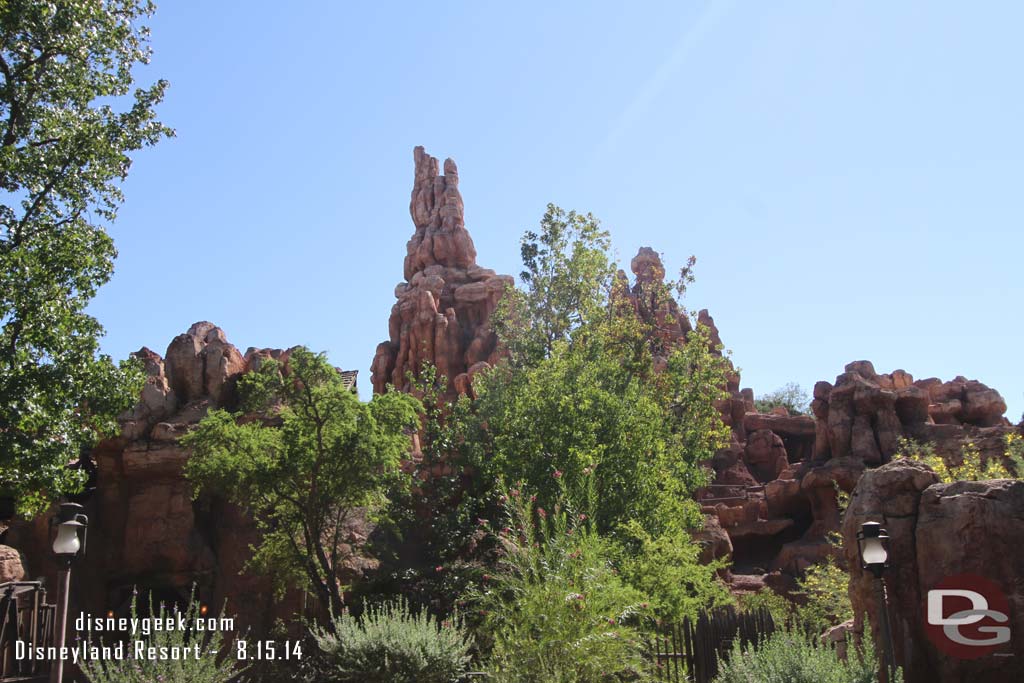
(700, 358, 1016, 592)
(6, 323, 363, 636)
(843, 459, 1024, 682)
(371, 147, 513, 399)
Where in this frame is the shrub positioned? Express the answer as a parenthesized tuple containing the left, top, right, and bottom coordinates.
(792, 558, 853, 635)
(1005, 433, 1024, 476)
(713, 629, 901, 683)
(80, 588, 245, 683)
(473, 487, 653, 682)
(898, 437, 1013, 482)
(309, 599, 473, 683)
(617, 522, 733, 623)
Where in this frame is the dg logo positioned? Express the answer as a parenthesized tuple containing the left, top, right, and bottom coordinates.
(924, 574, 1012, 660)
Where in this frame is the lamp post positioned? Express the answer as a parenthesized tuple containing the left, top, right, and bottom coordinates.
(857, 521, 896, 683)
(50, 502, 88, 683)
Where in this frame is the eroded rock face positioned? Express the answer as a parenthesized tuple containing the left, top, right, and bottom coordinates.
(814, 362, 1012, 465)
(843, 461, 1024, 682)
(371, 147, 513, 399)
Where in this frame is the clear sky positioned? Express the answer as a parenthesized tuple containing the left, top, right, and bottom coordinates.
(89, 1, 1023, 421)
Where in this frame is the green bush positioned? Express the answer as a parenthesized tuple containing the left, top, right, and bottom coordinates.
(617, 522, 733, 623)
(898, 437, 1014, 483)
(309, 599, 473, 683)
(473, 487, 653, 682)
(792, 556, 853, 636)
(713, 630, 900, 683)
(80, 588, 245, 683)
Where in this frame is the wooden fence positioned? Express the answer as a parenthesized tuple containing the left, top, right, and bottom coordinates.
(0, 582, 54, 682)
(650, 606, 775, 683)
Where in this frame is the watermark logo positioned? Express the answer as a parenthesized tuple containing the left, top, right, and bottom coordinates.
(924, 574, 1011, 659)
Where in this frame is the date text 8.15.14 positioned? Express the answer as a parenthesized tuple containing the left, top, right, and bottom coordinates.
(236, 640, 303, 660)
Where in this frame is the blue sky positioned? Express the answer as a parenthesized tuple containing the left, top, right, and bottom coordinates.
(90, 1, 1023, 420)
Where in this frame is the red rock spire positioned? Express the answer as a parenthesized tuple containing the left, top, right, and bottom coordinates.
(371, 147, 513, 398)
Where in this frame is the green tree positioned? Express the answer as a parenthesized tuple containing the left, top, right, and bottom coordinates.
(470, 205, 732, 538)
(495, 204, 615, 366)
(755, 382, 810, 416)
(617, 522, 733, 623)
(182, 348, 421, 618)
(0, 0, 172, 514)
(360, 362, 500, 616)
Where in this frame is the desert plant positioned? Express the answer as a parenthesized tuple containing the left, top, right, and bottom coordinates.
(713, 629, 900, 683)
(472, 486, 653, 682)
(79, 588, 245, 683)
(309, 598, 473, 683)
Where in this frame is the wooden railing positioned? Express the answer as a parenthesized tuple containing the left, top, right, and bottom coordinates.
(650, 606, 775, 683)
(0, 582, 54, 682)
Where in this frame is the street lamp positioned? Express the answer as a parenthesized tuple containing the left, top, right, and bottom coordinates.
(857, 521, 896, 682)
(50, 502, 88, 683)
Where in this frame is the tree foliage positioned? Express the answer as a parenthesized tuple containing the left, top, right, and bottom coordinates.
(359, 362, 501, 616)
(470, 204, 732, 539)
(497, 204, 615, 365)
(0, 0, 172, 513)
(755, 382, 810, 416)
(182, 348, 421, 618)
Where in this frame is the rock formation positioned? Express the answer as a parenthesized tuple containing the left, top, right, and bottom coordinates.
(371, 147, 513, 399)
(0, 543, 24, 583)
(2, 147, 1019, 660)
(843, 459, 1024, 682)
(5, 323, 363, 636)
(701, 358, 1016, 591)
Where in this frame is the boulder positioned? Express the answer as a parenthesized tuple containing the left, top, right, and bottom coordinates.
(913, 479, 1024, 681)
(744, 429, 789, 482)
(0, 544, 24, 583)
(692, 515, 733, 564)
(842, 459, 939, 682)
(844, 462, 1024, 682)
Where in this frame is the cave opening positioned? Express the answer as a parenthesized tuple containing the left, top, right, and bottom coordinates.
(730, 509, 813, 574)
